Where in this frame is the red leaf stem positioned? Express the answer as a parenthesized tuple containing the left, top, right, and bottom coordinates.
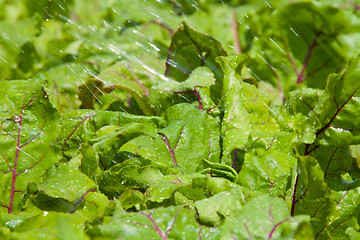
(231, 11, 242, 53)
(296, 33, 320, 84)
(244, 222, 253, 240)
(70, 189, 96, 213)
(19, 121, 45, 149)
(139, 210, 167, 240)
(158, 123, 185, 167)
(61, 113, 95, 150)
(290, 173, 299, 216)
(8, 98, 26, 214)
(171, 86, 203, 110)
(1, 95, 47, 214)
(0, 124, 16, 140)
(158, 133, 178, 167)
(268, 218, 289, 239)
(165, 206, 183, 237)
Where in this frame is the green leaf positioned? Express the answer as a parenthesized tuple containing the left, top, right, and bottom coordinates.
(78, 144, 99, 180)
(119, 190, 145, 211)
(24, 0, 74, 22)
(56, 215, 89, 240)
(195, 188, 243, 226)
(145, 175, 185, 204)
(237, 133, 297, 198)
(79, 61, 156, 115)
(2, 1, 360, 239)
(196, 159, 238, 182)
(99, 205, 221, 239)
(184, 3, 255, 54)
(307, 146, 360, 191)
(6, 212, 88, 240)
(120, 103, 220, 174)
(150, 67, 219, 115)
(220, 195, 313, 239)
(58, 109, 165, 159)
(176, 174, 244, 203)
(248, 2, 360, 91)
(36, 157, 96, 201)
(70, 0, 109, 26)
(312, 57, 360, 147)
(145, 173, 245, 209)
(91, 123, 145, 170)
(291, 156, 337, 236)
(346, 227, 360, 240)
(0, 78, 61, 214)
(0, 14, 42, 79)
(31, 157, 96, 213)
(96, 157, 177, 199)
(109, 0, 176, 28)
(217, 55, 280, 168)
(318, 188, 360, 239)
(284, 88, 324, 144)
(169, 0, 199, 15)
(42, 63, 87, 112)
(165, 23, 227, 101)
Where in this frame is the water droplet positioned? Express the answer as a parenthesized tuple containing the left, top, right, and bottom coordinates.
(265, 1, 272, 8)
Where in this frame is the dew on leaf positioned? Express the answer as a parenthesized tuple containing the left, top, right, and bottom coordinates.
(1, 0, 359, 238)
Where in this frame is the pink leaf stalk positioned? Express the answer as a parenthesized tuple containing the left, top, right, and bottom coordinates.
(158, 124, 185, 168)
(1, 97, 46, 214)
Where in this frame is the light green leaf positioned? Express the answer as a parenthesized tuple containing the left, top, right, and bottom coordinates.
(99, 205, 221, 239)
(119, 190, 145, 211)
(237, 133, 297, 198)
(220, 195, 313, 240)
(313, 57, 360, 147)
(0, 79, 61, 214)
(6, 212, 88, 240)
(31, 156, 96, 213)
(120, 103, 220, 174)
(291, 156, 337, 236)
(217, 55, 280, 168)
(195, 189, 243, 227)
(150, 67, 219, 115)
(80, 61, 156, 115)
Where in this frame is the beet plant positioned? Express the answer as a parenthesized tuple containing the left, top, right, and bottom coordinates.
(1, 0, 360, 239)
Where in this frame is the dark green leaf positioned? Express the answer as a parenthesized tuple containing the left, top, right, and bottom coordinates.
(165, 23, 227, 101)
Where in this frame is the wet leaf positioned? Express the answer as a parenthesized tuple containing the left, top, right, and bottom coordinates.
(248, 2, 360, 92)
(99, 205, 221, 239)
(0, 79, 61, 214)
(2, 1, 360, 239)
(220, 195, 313, 240)
(165, 23, 227, 102)
(217, 55, 280, 169)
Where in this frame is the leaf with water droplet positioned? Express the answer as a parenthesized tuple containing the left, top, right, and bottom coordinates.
(195, 189, 244, 227)
(220, 195, 313, 239)
(0, 78, 62, 214)
(120, 103, 220, 173)
(99, 205, 221, 239)
(31, 157, 96, 211)
(248, 2, 360, 91)
(217, 55, 279, 167)
(165, 23, 227, 102)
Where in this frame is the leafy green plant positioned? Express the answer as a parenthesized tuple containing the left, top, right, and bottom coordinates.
(1, 0, 360, 239)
